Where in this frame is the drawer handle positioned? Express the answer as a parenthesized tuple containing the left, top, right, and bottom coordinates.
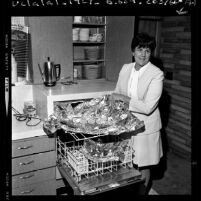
(19, 160, 34, 166)
(17, 145, 33, 150)
(20, 189, 34, 194)
(19, 174, 35, 179)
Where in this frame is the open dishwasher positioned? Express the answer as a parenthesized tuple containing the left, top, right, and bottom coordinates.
(43, 95, 145, 195)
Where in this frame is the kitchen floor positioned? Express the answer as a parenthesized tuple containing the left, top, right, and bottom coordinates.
(150, 150, 191, 195)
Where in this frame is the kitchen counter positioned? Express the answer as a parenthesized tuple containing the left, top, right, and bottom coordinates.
(34, 79, 116, 97)
(12, 80, 116, 140)
(12, 114, 44, 140)
(33, 79, 116, 120)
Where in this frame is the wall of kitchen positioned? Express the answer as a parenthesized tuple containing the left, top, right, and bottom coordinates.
(159, 16, 191, 160)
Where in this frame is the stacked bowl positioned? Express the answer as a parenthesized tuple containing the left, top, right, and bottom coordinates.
(84, 47, 100, 60)
(83, 64, 101, 80)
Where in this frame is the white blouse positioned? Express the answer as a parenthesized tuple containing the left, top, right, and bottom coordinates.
(127, 62, 149, 98)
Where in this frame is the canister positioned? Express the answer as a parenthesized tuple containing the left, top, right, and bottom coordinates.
(23, 101, 36, 117)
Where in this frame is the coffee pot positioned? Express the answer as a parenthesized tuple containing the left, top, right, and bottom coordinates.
(38, 57, 61, 87)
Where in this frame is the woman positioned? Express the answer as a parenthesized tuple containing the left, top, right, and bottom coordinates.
(111, 32, 164, 194)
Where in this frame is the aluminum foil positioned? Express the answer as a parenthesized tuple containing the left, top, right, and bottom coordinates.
(43, 95, 145, 136)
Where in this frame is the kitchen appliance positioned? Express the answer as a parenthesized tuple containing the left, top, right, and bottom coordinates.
(43, 96, 145, 195)
(56, 131, 144, 195)
(38, 57, 61, 87)
(23, 101, 36, 117)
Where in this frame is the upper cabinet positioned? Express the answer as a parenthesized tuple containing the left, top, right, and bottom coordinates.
(72, 16, 106, 80)
(105, 16, 135, 81)
(28, 17, 73, 84)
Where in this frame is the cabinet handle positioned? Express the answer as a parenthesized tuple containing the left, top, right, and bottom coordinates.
(19, 174, 35, 179)
(19, 160, 34, 166)
(17, 145, 33, 150)
(20, 189, 34, 194)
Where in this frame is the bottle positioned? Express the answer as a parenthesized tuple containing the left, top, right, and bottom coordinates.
(74, 68, 78, 82)
(12, 53, 18, 84)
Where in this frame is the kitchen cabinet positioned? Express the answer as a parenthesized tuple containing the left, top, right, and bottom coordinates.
(28, 17, 73, 84)
(72, 16, 106, 80)
(27, 16, 135, 84)
(105, 16, 135, 81)
(12, 135, 56, 195)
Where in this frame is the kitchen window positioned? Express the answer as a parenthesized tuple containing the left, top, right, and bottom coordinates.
(11, 17, 33, 84)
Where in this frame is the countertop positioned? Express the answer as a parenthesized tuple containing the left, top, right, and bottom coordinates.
(13, 80, 116, 141)
(34, 79, 116, 98)
(12, 114, 44, 141)
(33, 79, 116, 120)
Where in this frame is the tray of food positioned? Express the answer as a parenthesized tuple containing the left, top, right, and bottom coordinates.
(43, 95, 145, 137)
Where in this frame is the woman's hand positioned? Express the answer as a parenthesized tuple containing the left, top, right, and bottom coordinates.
(110, 93, 130, 104)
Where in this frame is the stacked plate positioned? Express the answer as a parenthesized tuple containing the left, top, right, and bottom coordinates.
(83, 64, 101, 80)
(84, 47, 100, 60)
(79, 28, 90, 42)
(72, 28, 79, 41)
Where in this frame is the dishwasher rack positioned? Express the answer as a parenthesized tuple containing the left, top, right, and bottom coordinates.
(56, 132, 134, 182)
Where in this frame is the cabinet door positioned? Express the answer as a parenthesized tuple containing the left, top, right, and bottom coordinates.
(28, 16, 73, 84)
(12, 167, 55, 189)
(12, 150, 56, 175)
(12, 136, 55, 158)
(12, 179, 56, 195)
(106, 16, 135, 81)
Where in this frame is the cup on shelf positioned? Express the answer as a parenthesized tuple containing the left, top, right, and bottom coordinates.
(96, 33, 104, 42)
(74, 16, 82, 23)
(89, 34, 98, 42)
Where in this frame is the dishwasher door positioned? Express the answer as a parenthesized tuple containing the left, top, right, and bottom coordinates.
(57, 161, 143, 195)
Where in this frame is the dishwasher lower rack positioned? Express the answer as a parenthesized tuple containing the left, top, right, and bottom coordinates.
(56, 136, 135, 182)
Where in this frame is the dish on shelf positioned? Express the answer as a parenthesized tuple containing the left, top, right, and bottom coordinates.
(73, 16, 82, 23)
(72, 28, 80, 41)
(79, 28, 90, 42)
(84, 47, 100, 60)
(83, 64, 101, 80)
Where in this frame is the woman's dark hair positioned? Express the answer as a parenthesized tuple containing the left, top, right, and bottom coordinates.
(131, 32, 156, 53)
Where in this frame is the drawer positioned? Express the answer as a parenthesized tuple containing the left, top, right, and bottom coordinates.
(12, 136, 55, 158)
(12, 151, 56, 175)
(12, 167, 55, 189)
(12, 179, 56, 195)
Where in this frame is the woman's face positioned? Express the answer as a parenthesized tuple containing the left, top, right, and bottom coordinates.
(133, 46, 151, 67)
